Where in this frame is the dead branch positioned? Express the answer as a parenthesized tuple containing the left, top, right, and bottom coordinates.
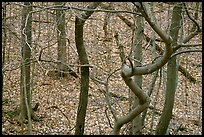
(46, 105, 70, 125)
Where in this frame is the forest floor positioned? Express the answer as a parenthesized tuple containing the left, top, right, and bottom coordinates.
(2, 2, 202, 135)
(2, 51, 202, 135)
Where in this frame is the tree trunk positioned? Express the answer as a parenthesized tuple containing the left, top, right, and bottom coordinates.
(131, 8, 144, 135)
(74, 2, 101, 135)
(2, 2, 7, 68)
(20, 1, 32, 121)
(19, 3, 36, 134)
(19, 1, 39, 127)
(74, 16, 89, 135)
(2, 2, 7, 97)
(55, 2, 67, 72)
(155, 4, 182, 135)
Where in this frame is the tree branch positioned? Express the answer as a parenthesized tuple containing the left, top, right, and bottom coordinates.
(116, 2, 173, 77)
(170, 49, 202, 59)
(174, 43, 202, 51)
(182, 2, 201, 43)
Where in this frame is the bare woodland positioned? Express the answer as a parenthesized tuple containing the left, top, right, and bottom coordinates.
(2, 2, 202, 135)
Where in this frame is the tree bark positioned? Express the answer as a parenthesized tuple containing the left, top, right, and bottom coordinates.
(55, 2, 67, 72)
(74, 2, 101, 135)
(112, 3, 175, 134)
(117, 14, 197, 83)
(2, 2, 7, 97)
(155, 4, 182, 135)
(131, 8, 144, 135)
(20, 1, 32, 121)
(19, 2, 37, 134)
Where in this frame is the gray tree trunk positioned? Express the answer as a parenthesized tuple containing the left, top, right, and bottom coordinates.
(113, 2, 175, 134)
(131, 9, 144, 135)
(155, 4, 182, 135)
(55, 2, 67, 72)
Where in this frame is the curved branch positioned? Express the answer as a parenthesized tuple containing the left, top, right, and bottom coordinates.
(183, 2, 201, 32)
(123, 42, 172, 77)
(121, 2, 173, 77)
(113, 67, 150, 134)
(174, 43, 202, 51)
(182, 2, 201, 43)
(121, 68, 149, 104)
(170, 49, 202, 59)
(133, 2, 173, 45)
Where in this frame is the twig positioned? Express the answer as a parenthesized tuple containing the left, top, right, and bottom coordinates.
(46, 105, 70, 125)
(105, 107, 113, 129)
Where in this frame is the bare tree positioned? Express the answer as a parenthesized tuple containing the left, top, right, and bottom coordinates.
(155, 3, 182, 135)
(74, 2, 101, 135)
(112, 2, 175, 134)
(55, 2, 67, 73)
(2, 2, 201, 135)
(19, 2, 38, 134)
(130, 6, 144, 135)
